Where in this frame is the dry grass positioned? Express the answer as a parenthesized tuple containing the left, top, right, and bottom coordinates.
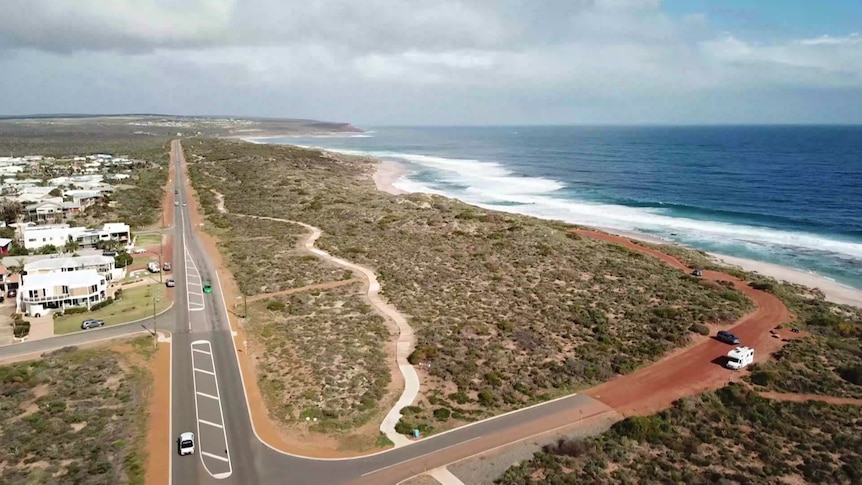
(0, 338, 154, 484)
(209, 214, 351, 296)
(248, 282, 391, 433)
(185, 138, 754, 431)
(498, 383, 862, 484)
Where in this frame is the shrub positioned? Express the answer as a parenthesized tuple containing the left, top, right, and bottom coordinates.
(838, 366, 862, 386)
(478, 389, 495, 406)
(433, 408, 451, 420)
(750, 370, 776, 386)
(13, 321, 30, 338)
(63, 307, 89, 315)
(266, 300, 286, 312)
(689, 324, 710, 336)
(90, 297, 114, 312)
(750, 281, 775, 292)
(611, 415, 668, 443)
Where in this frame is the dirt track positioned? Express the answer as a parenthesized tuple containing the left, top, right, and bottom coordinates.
(576, 229, 793, 416)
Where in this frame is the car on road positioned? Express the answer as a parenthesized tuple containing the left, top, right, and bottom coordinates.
(716, 330, 740, 345)
(174, 201, 179, 206)
(174, 189, 178, 194)
(133, 248, 147, 254)
(691, 269, 703, 277)
(177, 432, 195, 456)
(166, 279, 176, 288)
(81, 319, 105, 330)
(182, 202, 187, 207)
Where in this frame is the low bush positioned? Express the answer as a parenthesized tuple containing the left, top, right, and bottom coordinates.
(63, 307, 89, 315)
(265, 300, 286, 312)
(689, 324, 710, 336)
(90, 297, 114, 312)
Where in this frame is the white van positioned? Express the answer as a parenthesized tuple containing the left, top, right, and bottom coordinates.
(726, 346, 754, 370)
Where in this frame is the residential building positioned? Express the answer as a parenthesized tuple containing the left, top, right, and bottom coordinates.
(18, 269, 107, 315)
(0, 238, 11, 256)
(24, 254, 116, 281)
(22, 222, 130, 250)
(22, 224, 78, 250)
(72, 222, 131, 248)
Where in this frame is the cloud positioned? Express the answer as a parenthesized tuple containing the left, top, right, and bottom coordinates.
(0, 0, 861, 123)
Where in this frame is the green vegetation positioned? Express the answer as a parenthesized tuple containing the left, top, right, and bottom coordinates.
(185, 138, 753, 430)
(247, 283, 391, 433)
(497, 384, 862, 484)
(203, 215, 350, 296)
(0, 339, 154, 484)
(744, 283, 862, 399)
(133, 233, 163, 248)
(53, 284, 169, 334)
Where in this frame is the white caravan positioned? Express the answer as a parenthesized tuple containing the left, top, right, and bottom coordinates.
(726, 346, 754, 370)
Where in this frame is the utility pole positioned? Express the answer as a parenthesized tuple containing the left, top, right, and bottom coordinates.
(152, 296, 160, 349)
(243, 293, 247, 318)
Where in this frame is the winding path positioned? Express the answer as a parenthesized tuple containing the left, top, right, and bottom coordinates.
(212, 191, 419, 447)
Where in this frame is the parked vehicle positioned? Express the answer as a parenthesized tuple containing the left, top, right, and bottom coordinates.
(174, 189, 178, 195)
(147, 262, 161, 273)
(166, 279, 176, 288)
(716, 330, 740, 345)
(7, 289, 16, 298)
(691, 269, 703, 277)
(81, 319, 105, 330)
(163, 262, 172, 272)
(182, 202, 187, 207)
(133, 248, 147, 254)
(174, 201, 179, 206)
(177, 432, 195, 456)
(726, 346, 754, 370)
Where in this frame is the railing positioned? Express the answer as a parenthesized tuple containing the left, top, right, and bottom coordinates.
(22, 291, 102, 303)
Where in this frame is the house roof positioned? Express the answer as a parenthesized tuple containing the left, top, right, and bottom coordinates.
(0, 238, 12, 247)
(21, 269, 102, 290)
(24, 255, 114, 272)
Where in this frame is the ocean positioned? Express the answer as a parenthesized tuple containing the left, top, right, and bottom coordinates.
(260, 126, 862, 291)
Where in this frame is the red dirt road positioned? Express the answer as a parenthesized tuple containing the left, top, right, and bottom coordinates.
(575, 229, 793, 416)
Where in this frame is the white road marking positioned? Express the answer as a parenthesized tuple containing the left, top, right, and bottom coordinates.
(194, 368, 215, 376)
(360, 436, 483, 477)
(192, 347, 211, 355)
(199, 419, 224, 429)
(189, 340, 233, 479)
(201, 451, 230, 463)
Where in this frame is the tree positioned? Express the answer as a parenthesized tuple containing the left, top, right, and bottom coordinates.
(63, 240, 80, 254)
(38, 244, 58, 255)
(49, 188, 62, 197)
(0, 200, 24, 224)
(114, 251, 133, 268)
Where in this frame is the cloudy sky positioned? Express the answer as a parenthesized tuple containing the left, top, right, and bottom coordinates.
(1, 0, 861, 125)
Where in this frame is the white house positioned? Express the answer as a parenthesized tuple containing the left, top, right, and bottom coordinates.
(18, 269, 107, 316)
(24, 254, 117, 281)
(23, 222, 131, 250)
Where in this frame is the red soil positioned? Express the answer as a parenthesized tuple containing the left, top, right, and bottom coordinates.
(575, 229, 793, 416)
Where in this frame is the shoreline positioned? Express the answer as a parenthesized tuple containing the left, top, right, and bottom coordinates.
(373, 160, 408, 195)
(368, 159, 862, 309)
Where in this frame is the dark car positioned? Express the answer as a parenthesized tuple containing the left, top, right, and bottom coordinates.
(174, 189, 178, 195)
(716, 330, 740, 345)
(81, 319, 105, 330)
(7, 289, 16, 298)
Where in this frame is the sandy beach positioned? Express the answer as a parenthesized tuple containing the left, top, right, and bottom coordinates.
(708, 253, 862, 308)
(373, 160, 407, 195)
(370, 161, 862, 308)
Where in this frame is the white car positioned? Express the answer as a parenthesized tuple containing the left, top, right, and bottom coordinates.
(133, 248, 147, 254)
(178, 432, 195, 456)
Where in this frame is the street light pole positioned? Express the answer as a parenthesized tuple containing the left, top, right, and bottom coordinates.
(152, 296, 159, 349)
